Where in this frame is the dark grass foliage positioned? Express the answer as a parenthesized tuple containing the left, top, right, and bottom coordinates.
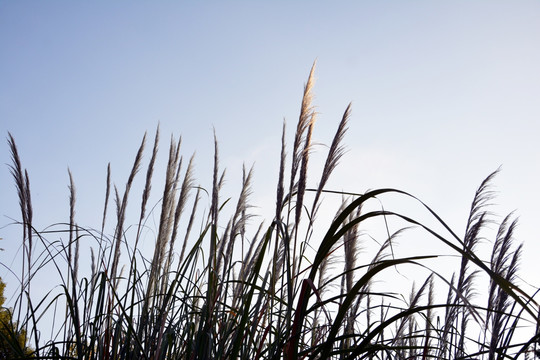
(2, 64, 539, 359)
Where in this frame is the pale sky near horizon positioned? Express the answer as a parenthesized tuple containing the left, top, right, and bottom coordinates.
(1, 2, 539, 301)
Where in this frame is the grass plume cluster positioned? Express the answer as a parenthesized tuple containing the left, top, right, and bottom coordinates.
(2, 64, 539, 359)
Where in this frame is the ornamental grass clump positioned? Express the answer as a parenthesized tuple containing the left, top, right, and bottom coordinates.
(2, 64, 539, 359)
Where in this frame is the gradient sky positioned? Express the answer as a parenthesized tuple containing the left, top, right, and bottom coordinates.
(1, 2, 539, 298)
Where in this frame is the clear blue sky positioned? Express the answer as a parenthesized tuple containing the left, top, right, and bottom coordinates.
(1, 2, 539, 293)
